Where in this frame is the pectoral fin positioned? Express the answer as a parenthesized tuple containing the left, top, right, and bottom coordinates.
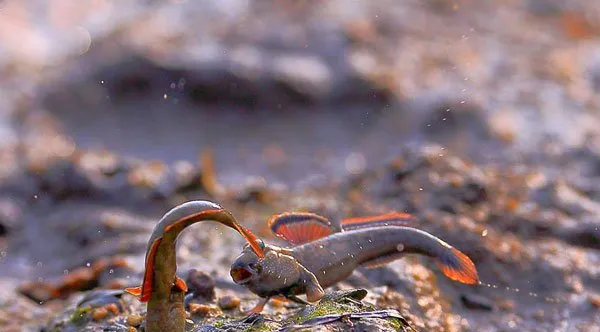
(342, 212, 416, 231)
(298, 265, 324, 302)
(174, 276, 188, 292)
(124, 286, 142, 296)
(269, 212, 335, 245)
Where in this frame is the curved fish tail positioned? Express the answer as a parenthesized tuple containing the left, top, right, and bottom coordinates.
(436, 247, 479, 285)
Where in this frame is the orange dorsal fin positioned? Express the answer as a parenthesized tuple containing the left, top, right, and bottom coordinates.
(437, 247, 479, 285)
(124, 286, 142, 296)
(174, 276, 188, 292)
(134, 238, 162, 302)
(268, 212, 335, 246)
(341, 212, 416, 231)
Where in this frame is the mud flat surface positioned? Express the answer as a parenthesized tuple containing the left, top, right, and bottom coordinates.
(1, 1, 600, 331)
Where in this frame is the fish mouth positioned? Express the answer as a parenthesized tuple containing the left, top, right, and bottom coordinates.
(230, 266, 253, 285)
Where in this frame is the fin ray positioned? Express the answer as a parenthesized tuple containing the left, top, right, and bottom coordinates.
(269, 212, 334, 245)
(437, 247, 479, 285)
(124, 286, 142, 296)
(174, 276, 188, 292)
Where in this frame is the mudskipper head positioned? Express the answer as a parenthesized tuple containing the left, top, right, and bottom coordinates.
(230, 241, 302, 297)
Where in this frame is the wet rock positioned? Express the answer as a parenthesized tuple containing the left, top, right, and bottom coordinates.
(188, 303, 222, 317)
(77, 290, 125, 310)
(186, 269, 216, 303)
(0, 198, 22, 236)
(421, 101, 494, 148)
(19, 258, 132, 303)
(33, 158, 97, 201)
(561, 224, 600, 249)
(460, 293, 495, 311)
(271, 55, 333, 104)
(126, 314, 143, 327)
(217, 295, 240, 310)
(92, 307, 109, 321)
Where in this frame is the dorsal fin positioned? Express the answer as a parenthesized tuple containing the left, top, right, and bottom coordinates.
(268, 212, 334, 246)
(341, 212, 416, 231)
(125, 237, 162, 302)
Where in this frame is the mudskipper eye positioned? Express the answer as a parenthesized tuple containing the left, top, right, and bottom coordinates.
(258, 239, 265, 250)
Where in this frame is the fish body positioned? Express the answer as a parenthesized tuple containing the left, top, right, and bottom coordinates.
(231, 212, 478, 311)
(124, 200, 264, 332)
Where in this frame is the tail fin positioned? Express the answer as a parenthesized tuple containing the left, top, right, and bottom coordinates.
(436, 247, 479, 284)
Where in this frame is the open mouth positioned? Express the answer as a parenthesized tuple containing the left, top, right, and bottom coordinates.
(230, 266, 253, 284)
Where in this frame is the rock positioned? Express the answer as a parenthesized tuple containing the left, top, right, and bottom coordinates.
(126, 314, 143, 327)
(0, 197, 22, 236)
(186, 269, 216, 303)
(217, 295, 240, 310)
(460, 293, 495, 311)
(188, 303, 222, 317)
(271, 55, 333, 103)
(92, 307, 108, 321)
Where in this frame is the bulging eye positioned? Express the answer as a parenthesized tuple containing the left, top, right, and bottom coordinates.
(258, 239, 265, 250)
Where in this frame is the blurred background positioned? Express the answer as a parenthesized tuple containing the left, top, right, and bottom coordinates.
(1, 0, 600, 331)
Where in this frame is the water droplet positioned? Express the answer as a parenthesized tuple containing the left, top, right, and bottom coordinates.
(397, 244, 404, 252)
(163, 94, 168, 100)
(63, 269, 69, 275)
(318, 245, 324, 249)
(482, 229, 488, 237)
(36, 261, 43, 267)
(86, 262, 91, 267)
(109, 269, 114, 274)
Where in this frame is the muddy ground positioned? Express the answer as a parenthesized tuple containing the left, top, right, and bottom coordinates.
(1, 1, 600, 331)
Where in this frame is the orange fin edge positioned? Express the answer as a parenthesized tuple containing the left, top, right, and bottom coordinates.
(437, 247, 479, 285)
(138, 238, 162, 302)
(268, 212, 334, 245)
(124, 286, 142, 296)
(342, 212, 416, 231)
(174, 276, 188, 293)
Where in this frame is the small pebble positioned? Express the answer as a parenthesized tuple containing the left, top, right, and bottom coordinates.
(589, 293, 600, 308)
(533, 309, 545, 320)
(92, 307, 108, 321)
(126, 314, 143, 327)
(218, 295, 241, 310)
(105, 303, 120, 315)
(498, 299, 515, 312)
(460, 293, 495, 311)
(188, 303, 221, 316)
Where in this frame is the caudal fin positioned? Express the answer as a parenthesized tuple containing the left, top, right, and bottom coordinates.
(436, 247, 479, 284)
